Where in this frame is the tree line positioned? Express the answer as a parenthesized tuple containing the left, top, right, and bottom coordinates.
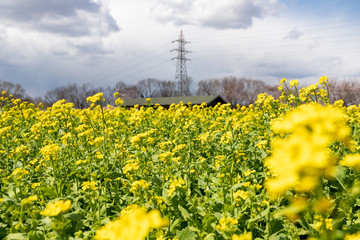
(1, 77, 359, 108)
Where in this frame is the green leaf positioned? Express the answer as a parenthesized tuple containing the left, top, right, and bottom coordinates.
(297, 229, 309, 236)
(170, 218, 182, 233)
(269, 233, 288, 240)
(178, 205, 191, 221)
(5, 233, 28, 240)
(175, 226, 197, 240)
(68, 212, 82, 221)
(204, 233, 216, 240)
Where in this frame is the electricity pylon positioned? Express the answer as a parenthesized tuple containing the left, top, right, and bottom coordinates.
(171, 30, 191, 96)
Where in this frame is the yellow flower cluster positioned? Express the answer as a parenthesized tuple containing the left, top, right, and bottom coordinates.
(115, 96, 124, 106)
(130, 180, 150, 194)
(86, 92, 104, 103)
(233, 190, 248, 201)
(3, 76, 360, 239)
(278, 76, 330, 104)
(313, 215, 333, 231)
(289, 79, 299, 88)
(344, 231, 360, 240)
(232, 232, 252, 240)
(40, 200, 71, 216)
(339, 154, 360, 170)
(265, 104, 351, 198)
(40, 143, 61, 160)
(123, 159, 140, 174)
(21, 195, 38, 205)
(130, 129, 157, 145)
(216, 216, 238, 232)
(318, 76, 329, 84)
(82, 181, 98, 191)
(168, 178, 185, 197)
(95, 208, 169, 240)
(8, 168, 29, 180)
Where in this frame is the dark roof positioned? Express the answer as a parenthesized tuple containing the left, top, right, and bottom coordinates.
(123, 95, 226, 107)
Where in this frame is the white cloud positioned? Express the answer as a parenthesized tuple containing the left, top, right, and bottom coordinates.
(284, 28, 303, 39)
(151, 0, 284, 29)
(0, 0, 359, 99)
(0, 0, 120, 37)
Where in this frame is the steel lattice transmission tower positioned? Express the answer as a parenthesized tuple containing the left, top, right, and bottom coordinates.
(171, 30, 191, 96)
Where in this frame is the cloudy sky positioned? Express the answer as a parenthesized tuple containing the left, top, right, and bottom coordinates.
(0, 0, 359, 97)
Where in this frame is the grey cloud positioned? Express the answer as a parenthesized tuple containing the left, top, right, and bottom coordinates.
(254, 60, 317, 79)
(72, 41, 111, 55)
(152, 0, 284, 29)
(284, 29, 303, 39)
(0, 0, 120, 37)
(201, 1, 263, 29)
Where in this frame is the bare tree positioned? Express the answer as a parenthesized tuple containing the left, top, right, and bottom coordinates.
(116, 86, 137, 100)
(103, 81, 137, 104)
(196, 76, 267, 106)
(44, 83, 101, 108)
(222, 76, 246, 106)
(329, 78, 360, 106)
(114, 81, 136, 99)
(196, 78, 223, 96)
(0, 79, 28, 100)
(159, 80, 177, 97)
(241, 78, 266, 104)
(264, 85, 281, 99)
(136, 78, 161, 98)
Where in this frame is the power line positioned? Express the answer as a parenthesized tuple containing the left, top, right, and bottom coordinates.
(74, 18, 359, 89)
(189, 18, 360, 43)
(100, 59, 172, 87)
(75, 42, 173, 86)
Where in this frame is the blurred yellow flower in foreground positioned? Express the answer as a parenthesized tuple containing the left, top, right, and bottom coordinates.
(266, 104, 351, 198)
(339, 154, 360, 170)
(232, 232, 252, 240)
(21, 195, 38, 205)
(95, 207, 169, 240)
(344, 231, 360, 240)
(40, 200, 71, 216)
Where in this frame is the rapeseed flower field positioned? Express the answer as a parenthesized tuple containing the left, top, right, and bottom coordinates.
(1, 77, 360, 239)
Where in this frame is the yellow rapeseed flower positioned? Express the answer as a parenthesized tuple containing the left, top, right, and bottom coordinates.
(40, 200, 71, 216)
(86, 92, 104, 103)
(21, 195, 38, 205)
(40, 144, 61, 160)
(9, 168, 29, 180)
(130, 180, 150, 194)
(339, 154, 360, 170)
(344, 231, 360, 240)
(280, 78, 286, 86)
(319, 75, 329, 84)
(233, 190, 248, 201)
(168, 178, 185, 197)
(232, 232, 252, 240)
(325, 218, 333, 230)
(289, 79, 299, 88)
(266, 104, 351, 198)
(216, 216, 238, 232)
(95, 207, 169, 240)
(82, 181, 98, 191)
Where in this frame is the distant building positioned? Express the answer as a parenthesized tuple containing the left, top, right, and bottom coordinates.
(123, 95, 226, 108)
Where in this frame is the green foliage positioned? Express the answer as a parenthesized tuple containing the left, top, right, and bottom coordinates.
(0, 78, 360, 239)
